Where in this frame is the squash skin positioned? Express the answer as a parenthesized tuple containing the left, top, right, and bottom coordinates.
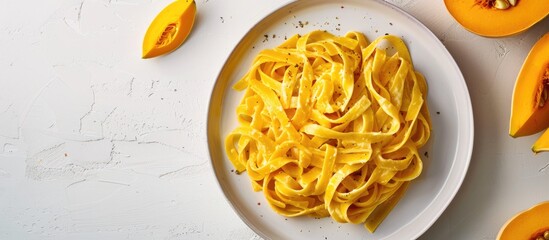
(497, 201, 549, 240)
(142, 0, 196, 59)
(509, 33, 549, 137)
(444, 0, 549, 37)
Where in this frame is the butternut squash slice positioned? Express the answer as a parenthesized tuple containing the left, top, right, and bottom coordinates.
(444, 0, 549, 37)
(497, 201, 549, 240)
(142, 0, 196, 59)
(509, 33, 549, 137)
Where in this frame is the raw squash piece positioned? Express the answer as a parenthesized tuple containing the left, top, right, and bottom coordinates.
(497, 201, 549, 240)
(509, 33, 549, 137)
(444, 0, 549, 37)
(532, 128, 549, 153)
(142, 0, 196, 59)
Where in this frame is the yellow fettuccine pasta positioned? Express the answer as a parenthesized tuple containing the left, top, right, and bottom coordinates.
(225, 30, 431, 232)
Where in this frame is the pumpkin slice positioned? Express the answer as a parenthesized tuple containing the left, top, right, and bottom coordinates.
(497, 201, 549, 240)
(509, 33, 549, 137)
(532, 128, 549, 153)
(444, 0, 549, 37)
(142, 0, 196, 59)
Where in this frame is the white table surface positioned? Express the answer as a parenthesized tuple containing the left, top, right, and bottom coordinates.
(1, 0, 548, 239)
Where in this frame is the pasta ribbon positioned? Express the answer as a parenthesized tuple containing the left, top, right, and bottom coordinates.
(225, 30, 431, 232)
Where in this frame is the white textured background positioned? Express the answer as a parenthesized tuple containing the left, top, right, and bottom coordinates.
(1, 0, 548, 239)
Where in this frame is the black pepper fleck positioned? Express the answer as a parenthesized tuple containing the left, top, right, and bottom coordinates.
(437, 111, 440, 115)
(424, 151, 429, 158)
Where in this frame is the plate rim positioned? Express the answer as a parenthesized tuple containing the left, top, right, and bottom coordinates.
(206, 0, 475, 239)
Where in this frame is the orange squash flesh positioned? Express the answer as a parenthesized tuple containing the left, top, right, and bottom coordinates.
(142, 0, 196, 59)
(509, 33, 549, 137)
(444, 0, 549, 37)
(533, 128, 549, 153)
(497, 201, 549, 240)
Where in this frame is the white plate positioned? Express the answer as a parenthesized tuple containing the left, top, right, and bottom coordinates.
(207, 0, 474, 239)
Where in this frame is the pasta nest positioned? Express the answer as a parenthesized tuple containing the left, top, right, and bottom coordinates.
(225, 30, 431, 232)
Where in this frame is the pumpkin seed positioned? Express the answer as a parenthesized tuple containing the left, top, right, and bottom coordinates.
(494, 0, 510, 9)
